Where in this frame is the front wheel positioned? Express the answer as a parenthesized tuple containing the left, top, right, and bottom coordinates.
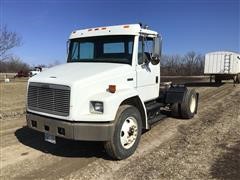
(104, 105, 142, 160)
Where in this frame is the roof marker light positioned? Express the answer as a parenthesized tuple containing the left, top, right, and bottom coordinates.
(101, 27, 107, 30)
(95, 28, 99, 31)
(123, 25, 130, 28)
(88, 29, 92, 31)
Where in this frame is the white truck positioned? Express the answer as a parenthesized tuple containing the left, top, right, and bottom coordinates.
(29, 67, 47, 77)
(26, 24, 199, 159)
(204, 51, 240, 83)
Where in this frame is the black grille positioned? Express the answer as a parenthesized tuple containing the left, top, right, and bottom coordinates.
(28, 83, 70, 116)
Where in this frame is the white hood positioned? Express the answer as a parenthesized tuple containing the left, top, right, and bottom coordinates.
(29, 62, 133, 86)
(27, 62, 136, 121)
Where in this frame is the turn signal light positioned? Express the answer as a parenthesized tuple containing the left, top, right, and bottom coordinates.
(108, 85, 116, 93)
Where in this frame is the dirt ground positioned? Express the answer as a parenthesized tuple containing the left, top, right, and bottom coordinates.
(0, 77, 239, 179)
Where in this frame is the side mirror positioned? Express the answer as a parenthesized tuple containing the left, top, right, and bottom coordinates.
(151, 53, 160, 65)
(151, 36, 162, 65)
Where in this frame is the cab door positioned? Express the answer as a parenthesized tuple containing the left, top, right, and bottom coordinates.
(136, 36, 160, 102)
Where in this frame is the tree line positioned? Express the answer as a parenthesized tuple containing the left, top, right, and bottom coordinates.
(0, 56, 30, 73)
(0, 25, 204, 76)
(161, 52, 204, 76)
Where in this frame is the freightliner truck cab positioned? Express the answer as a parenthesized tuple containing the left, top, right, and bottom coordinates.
(26, 24, 198, 159)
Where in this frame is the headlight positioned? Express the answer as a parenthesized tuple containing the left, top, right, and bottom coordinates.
(90, 101, 104, 114)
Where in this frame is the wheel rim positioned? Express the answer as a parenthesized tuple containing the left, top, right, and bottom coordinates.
(120, 116, 138, 149)
(190, 95, 196, 113)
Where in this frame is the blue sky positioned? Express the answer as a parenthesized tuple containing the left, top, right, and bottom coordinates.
(1, 0, 239, 65)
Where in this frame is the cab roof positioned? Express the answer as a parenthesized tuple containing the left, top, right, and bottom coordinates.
(69, 24, 158, 39)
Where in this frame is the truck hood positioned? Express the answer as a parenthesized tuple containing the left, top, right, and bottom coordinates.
(29, 62, 133, 86)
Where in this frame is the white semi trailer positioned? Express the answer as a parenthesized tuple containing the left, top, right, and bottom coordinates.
(26, 24, 199, 159)
(204, 51, 240, 83)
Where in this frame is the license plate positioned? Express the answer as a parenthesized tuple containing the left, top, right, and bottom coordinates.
(44, 132, 56, 144)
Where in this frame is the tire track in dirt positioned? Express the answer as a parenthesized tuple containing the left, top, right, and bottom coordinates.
(200, 85, 233, 102)
(1, 83, 238, 179)
(1, 116, 107, 179)
(108, 85, 240, 180)
(66, 119, 184, 180)
(65, 84, 239, 180)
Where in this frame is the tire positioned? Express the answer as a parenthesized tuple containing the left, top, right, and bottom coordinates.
(210, 75, 213, 83)
(180, 88, 198, 119)
(171, 102, 181, 118)
(104, 105, 142, 160)
(237, 74, 240, 84)
(215, 76, 222, 83)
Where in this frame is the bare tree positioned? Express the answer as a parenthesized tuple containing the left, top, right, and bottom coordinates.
(0, 25, 21, 61)
(0, 56, 30, 73)
(161, 51, 204, 76)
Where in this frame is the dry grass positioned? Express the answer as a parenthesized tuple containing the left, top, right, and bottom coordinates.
(0, 80, 28, 118)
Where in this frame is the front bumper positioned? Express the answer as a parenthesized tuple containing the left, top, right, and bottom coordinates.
(26, 112, 115, 141)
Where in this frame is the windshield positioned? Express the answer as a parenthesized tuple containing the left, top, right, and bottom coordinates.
(67, 35, 134, 65)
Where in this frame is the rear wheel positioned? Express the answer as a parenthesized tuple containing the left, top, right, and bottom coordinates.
(104, 105, 142, 160)
(171, 89, 198, 119)
(171, 102, 180, 118)
(181, 88, 198, 119)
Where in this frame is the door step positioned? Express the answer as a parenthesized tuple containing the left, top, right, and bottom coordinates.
(146, 102, 163, 112)
(148, 113, 167, 126)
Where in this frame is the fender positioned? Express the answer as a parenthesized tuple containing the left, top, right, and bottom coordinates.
(83, 88, 147, 125)
(164, 86, 187, 104)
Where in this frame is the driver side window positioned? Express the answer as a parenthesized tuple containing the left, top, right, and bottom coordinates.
(138, 36, 154, 65)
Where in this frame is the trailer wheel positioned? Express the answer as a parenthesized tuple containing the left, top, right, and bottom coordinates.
(237, 74, 240, 84)
(180, 89, 198, 119)
(104, 105, 142, 160)
(215, 76, 222, 83)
